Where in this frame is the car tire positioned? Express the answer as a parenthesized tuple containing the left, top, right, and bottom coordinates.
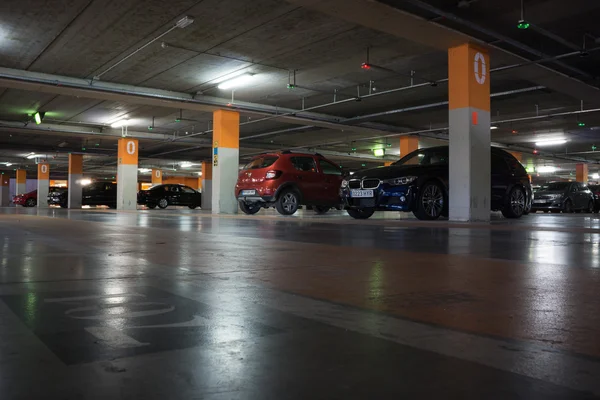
(158, 198, 169, 209)
(563, 199, 573, 213)
(275, 189, 300, 216)
(188, 204, 198, 209)
(239, 201, 261, 215)
(413, 181, 446, 221)
(314, 206, 330, 215)
(147, 204, 157, 209)
(347, 208, 375, 219)
(25, 198, 36, 207)
(587, 200, 595, 213)
(501, 186, 526, 219)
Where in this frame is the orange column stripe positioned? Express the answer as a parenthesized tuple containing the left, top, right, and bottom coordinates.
(151, 169, 162, 185)
(213, 110, 239, 149)
(16, 169, 26, 184)
(1, 176, 9, 186)
(38, 163, 50, 180)
(69, 154, 83, 174)
(576, 163, 588, 183)
(197, 177, 202, 190)
(400, 136, 418, 157)
(118, 138, 139, 165)
(448, 43, 490, 112)
(201, 161, 213, 180)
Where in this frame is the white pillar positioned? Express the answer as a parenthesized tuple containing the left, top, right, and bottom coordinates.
(16, 169, 26, 195)
(68, 154, 83, 209)
(448, 43, 491, 222)
(201, 161, 212, 210)
(37, 163, 50, 208)
(212, 110, 239, 214)
(117, 138, 138, 210)
(0, 175, 9, 206)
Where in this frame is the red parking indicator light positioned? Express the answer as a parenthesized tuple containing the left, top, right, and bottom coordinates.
(361, 63, 371, 70)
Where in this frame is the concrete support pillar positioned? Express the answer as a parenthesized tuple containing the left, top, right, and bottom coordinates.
(117, 138, 139, 210)
(0, 175, 9, 206)
(400, 137, 418, 158)
(68, 154, 83, 209)
(16, 169, 26, 195)
(201, 161, 212, 210)
(448, 43, 491, 222)
(576, 163, 588, 183)
(151, 169, 162, 186)
(211, 110, 239, 214)
(37, 163, 50, 208)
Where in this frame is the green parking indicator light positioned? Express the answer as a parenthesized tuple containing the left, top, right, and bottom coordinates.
(578, 121, 586, 127)
(33, 111, 45, 125)
(361, 163, 366, 167)
(592, 145, 597, 151)
(517, 19, 530, 29)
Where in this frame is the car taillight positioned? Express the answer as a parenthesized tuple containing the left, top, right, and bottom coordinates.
(265, 170, 282, 179)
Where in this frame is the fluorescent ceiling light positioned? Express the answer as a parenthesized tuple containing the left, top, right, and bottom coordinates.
(197, 172, 203, 176)
(78, 178, 92, 186)
(138, 168, 151, 173)
(535, 139, 567, 147)
(537, 166, 557, 173)
(592, 173, 600, 180)
(175, 16, 194, 29)
(180, 162, 193, 168)
(373, 148, 385, 157)
(26, 153, 44, 159)
(110, 119, 130, 128)
(217, 73, 255, 90)
(5, 163, 12, 167)
(490, 126, 498, 130)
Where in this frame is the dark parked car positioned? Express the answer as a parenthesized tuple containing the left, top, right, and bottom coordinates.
(48, 187, 68, 207)
(137, 184, 202, 209)
(235, 151, 344, 216)
(589, 185, 600, 213)
(532, 182, 595, 213)
(52, 182, 117, 208)
(340, 146, 532, 220)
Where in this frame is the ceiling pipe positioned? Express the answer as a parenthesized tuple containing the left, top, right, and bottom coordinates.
(492, 107, 600, 125)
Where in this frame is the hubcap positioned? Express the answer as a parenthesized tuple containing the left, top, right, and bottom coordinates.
(421, 185, 443, 217)
(282, 193, 297, 212)
(159, 199, 167, 207)
(510, 189, 525, 215)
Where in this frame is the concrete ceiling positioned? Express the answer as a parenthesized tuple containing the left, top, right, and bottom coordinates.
(0, 0, 600, 179)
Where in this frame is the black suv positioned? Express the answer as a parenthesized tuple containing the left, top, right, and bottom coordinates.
(340, 146, 532, 220)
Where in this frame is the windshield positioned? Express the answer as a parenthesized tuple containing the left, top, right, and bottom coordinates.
(538, 182, 569, 191)
(244, 156, 279, 170)
(395, 149, 448, 166)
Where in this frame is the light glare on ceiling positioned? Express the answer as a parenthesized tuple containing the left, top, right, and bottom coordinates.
(217, 73, 255, 90)
(110, 119, 130, 128)
(138, 168, 151, 173)
(592, 173, 600, 180)
(373, 148, 385, 157)
(535, 139, 567, 147)
(537, 166, 557, 173)
(180, 162, 193, 168)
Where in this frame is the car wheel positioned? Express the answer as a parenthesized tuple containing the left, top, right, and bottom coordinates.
(239, 201, 261, 215)
(275, 190, 300, 216)
(25, 198, 36, 207)
(544, 210, 550, 213)
(501, 186, 526, 219)
(413, 181, 445, 220)
(158, 198, 169, 209)
(563, 199, 573, 213)
(346, 208, 375, 219)
(188, 204, 198, 209)
(587, 200, 595, 213)
(147, 204, 157, 209)
(314, 206, 330, 215)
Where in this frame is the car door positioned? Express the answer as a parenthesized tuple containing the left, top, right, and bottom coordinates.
(289, 156, 322, 203)
(317, 158, 343, 205)
(168, 185, 182, 205)
(179, 186, 196, 205)
(580, 183, 592, 208)
(490, 152, 510, 208)
(568, 183, 579, 208)
(82, 182, 100, 205)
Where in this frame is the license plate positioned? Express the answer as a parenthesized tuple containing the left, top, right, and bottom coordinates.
(350, 189, 374, 198)
(241, 190, 256, 196)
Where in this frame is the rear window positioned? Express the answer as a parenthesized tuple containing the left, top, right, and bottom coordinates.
(244, 156, 279, 170)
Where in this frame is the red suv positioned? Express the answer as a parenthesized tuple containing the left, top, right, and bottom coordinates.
(236, 151, 344, 215)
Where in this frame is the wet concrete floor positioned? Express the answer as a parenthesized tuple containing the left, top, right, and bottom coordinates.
(1, 207, 600, 399)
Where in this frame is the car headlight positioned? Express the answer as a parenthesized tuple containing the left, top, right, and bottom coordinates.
(384, 176, 417, 186)
(341, 180, 349, 188)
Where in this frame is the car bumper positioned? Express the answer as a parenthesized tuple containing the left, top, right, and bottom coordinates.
(531, 200, 563, 210)
(341, 185, 415, 211)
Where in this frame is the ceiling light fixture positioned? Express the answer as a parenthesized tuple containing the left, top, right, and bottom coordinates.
(373, 148, 385, 157)
(490, 126, 498, 130)
(217, 73, 255, 90)
(175, 16, 194, 29)
(33, 111, 45, 125)
(180, 162, 193, 168)
(138, 168, 151, 173)
(592, 173, 600, 180)
(535, 139, 567, 147)
(110, 119, 130, 128)
(537, 166, 557, 173)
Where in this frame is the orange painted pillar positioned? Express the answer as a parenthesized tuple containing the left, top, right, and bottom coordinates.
(576, 163, 588, 183)
(37, 162, 50, 208)
(448, 43, 491, 221)
(117, 138, 139, 210)
(201, 160, 213, 210)
(68, 154, 83, 208)
(16, 169, 26, 195)
(212, 110, 239, 214)
(384, 162, 393, 167)
(151, 169, 162, 185)
(400, 137, 418, 158)
(509, 151, 523, 162)
(0, 174, 9, 206)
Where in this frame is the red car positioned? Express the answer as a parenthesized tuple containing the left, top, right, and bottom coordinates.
(236, 151, 344, 215)
(13, 190, 37, 207)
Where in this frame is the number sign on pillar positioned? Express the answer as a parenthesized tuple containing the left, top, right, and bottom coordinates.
(118, 139, 139, 165)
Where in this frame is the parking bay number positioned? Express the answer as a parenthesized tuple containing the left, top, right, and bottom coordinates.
(350, 189, 374, 198)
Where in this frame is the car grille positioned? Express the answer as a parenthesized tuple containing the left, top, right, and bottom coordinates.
(362, 179, 380, 189)
(348, 180, 361, 189)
